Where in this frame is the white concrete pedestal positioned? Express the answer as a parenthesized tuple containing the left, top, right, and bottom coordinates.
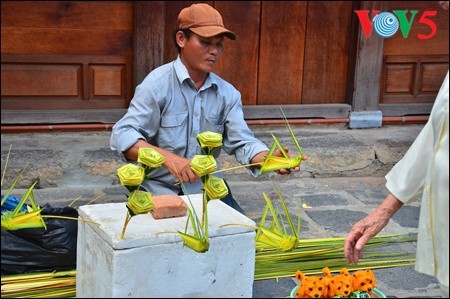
(76, 194, 256, 298)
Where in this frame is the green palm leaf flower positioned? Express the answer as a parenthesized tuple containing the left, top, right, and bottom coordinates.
(117, 163, 145, 191)
(137, 147, 164, 168)
(190, 155, 217, 177)
(176, 131, 224, 253)
(197, 131, 223, 155)
(204, 175, 228, 199)
(126, 190, 154, 216)
(120, 190, 154, 240)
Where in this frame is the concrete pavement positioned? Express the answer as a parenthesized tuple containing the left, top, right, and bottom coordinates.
(1, 122, 443, 297)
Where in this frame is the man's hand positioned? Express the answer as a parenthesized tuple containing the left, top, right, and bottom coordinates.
(164, 153, 199, 184)
(272, 147, 306, 174)
(251, 147, 307, 175)
(125, 140, 198, 184)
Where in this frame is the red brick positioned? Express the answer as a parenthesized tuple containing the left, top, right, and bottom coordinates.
(151, 194, 187, 219)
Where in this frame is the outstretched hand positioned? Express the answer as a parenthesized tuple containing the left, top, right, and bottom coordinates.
(344, 213, 391, 263)
(344, 193, 403, 263)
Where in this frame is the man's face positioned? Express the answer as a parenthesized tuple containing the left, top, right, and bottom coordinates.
(179, 32, 225, 75)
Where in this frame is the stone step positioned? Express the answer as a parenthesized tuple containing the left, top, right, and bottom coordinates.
(1, 124, 424, 207)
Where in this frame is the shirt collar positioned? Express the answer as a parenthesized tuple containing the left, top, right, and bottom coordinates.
(174, 55, 218, 91)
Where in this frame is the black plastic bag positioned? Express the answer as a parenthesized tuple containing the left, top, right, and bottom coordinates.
(1, 204, 78, 275)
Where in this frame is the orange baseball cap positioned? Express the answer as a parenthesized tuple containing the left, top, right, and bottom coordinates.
(178, 3, 237, 40)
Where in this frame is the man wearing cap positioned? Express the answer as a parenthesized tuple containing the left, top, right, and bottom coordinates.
(110, 3, 302, 213)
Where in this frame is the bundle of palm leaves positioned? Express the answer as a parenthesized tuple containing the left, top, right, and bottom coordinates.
(254, 233, 416, 280)
(1, 270, 76, 298)
(1, 232, 415, 297)
(252, 179, 417, 281)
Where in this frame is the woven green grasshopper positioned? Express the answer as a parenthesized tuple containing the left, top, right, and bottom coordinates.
(1, 145, 46, 230)
(255, 182, 300, 252)
(1, 145, 98, 231)
(177, 188, 210, 253)
(1, 181, 47, 231)
(259, 107, 304, 174)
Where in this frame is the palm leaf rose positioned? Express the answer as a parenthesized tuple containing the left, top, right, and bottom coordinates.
(197, 131, 223, 150)
(126, 190, 154, 216)
(137, 147, 164, 168)
(190, 155, 217, 177)
(117, 163, 145, 186)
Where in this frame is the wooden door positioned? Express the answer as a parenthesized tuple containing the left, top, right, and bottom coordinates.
(1, 1, 356, 121)
(380, 1, 449, 115)
(3, 1, 447, 124)
(163, 1, 355, 107)
(1, 1, 133, 110)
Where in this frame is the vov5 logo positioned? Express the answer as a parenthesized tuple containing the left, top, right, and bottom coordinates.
(355, 10, 437, 39)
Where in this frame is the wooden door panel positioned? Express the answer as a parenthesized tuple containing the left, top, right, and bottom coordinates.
(2, 63, 80, 97)
(1, 27, 132, 55)
(257, 1, 307, 105)
(302, 1, 354, 104)
(215, 1, 261, 106)
(0, 1, 133, 111)
(381, 55, 448, 104)
(381, 1, 449, 105)
(1, 54, 132, 110)
(384, 1, 449, 56)
(1, 1, 132, 30)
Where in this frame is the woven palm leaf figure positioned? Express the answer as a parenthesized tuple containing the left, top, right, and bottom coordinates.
(178, 131, 229, 253)
(117, 147, 164, 239)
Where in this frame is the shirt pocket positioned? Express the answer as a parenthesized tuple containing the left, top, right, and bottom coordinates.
(159, 113, 188, 151)
(204, 116, 225, 134)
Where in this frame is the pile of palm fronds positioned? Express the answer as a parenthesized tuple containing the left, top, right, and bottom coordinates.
(254, 233, 417, 280)
(1, 235, 417, 297)
(1, 232, 415, 297)
(252, 179, 417, 281)
(1, 270, 76, 298)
